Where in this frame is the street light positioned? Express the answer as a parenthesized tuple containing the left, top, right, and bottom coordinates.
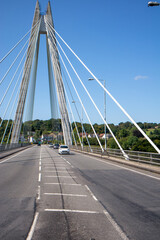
(148, 1, 160, 7)
(88, 78, 107, 150)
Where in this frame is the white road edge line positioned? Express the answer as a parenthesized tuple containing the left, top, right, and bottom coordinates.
(45, 209, 99, 214)
(26, 212, 39, 240)
(85, 185, 98, 201)
(103, 210, 129, 240)
(77, 153, 160, 181)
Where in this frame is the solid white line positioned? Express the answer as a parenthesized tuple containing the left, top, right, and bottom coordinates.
(77, 153, 160, 181)
(85, 185, 98, 201)
(45, 209, 99, 214)
(44, 183, 82, 186)
(38, 173, 41, 182)
(103, 210, 129, 240)
(44, 193, 87, 197)
(26, 212, 39, 240)
(0, 146, 33, 164)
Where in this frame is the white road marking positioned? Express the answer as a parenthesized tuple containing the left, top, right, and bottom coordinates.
(103, 210, 129, 240)
(43, 171, 73, 173)
(37, 186, 41, 200)
(85, 185, 98, 201)
(77, 153, 160, 181)
(38, 173, 41, 182)
(39, 166, 41, 171)
(44, 193, 87, 197)
(45, 176, 76, 178)
(44, 183, 82, 186)
(45, 209, 99, 214)
(26, 212, 39, 240)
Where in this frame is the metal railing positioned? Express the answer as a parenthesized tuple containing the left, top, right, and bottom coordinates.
(71, 145, 160, 166)
(0, 143, 31, 152)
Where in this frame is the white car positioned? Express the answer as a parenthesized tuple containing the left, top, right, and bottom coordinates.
(58, 145, 70, 154)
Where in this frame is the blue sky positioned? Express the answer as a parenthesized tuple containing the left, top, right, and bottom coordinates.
(0, 0, 160, 125)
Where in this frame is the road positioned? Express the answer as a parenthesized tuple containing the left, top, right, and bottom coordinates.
(0, 145, 160, 240)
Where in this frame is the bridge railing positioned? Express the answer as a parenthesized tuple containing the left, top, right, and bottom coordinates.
(71, 145, 160, 166)
(0, 143, 31, 152)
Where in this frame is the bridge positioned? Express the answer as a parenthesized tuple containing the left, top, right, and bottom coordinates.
(0, 1, 160, 240)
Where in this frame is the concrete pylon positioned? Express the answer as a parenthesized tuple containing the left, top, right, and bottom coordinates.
(11, 1, 72, 146)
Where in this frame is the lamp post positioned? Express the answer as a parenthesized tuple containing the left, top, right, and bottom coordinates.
(88, 78, 107, 150)
(148, 1, 160, 6)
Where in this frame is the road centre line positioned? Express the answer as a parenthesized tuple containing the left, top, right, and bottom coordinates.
(103, 210, 129, 240)
(85, 185, 98, 201)
(39, 166, 41, 171)
(26, 212, 39, 240)
(77, 153, 160, 181)
(38, 173, 41, 182)
(44, 193, 87, 197)
(37, 186, 41, 200)
(45, 209, 99, 214)
(44, 183, 82, 186)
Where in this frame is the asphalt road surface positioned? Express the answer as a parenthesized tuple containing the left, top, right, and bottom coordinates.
(0, 145, 160, 240)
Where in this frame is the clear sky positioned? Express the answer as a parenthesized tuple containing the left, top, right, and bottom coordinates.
(0, 0, 160, 125)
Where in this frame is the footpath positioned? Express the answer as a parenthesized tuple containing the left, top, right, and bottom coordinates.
(0, 145, 33, 160)
(72, 148, 160, 175)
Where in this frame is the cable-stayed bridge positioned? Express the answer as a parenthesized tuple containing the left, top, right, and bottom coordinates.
(0, 0, 160, 158)
(0, 2, 160, 239)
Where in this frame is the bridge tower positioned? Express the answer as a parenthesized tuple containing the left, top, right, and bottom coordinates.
(11, 1, 72, 146)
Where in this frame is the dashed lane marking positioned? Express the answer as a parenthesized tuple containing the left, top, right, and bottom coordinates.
(103, 210, 129, 240)
(38, 173, 41, 182)
(85, 185, 98, 201)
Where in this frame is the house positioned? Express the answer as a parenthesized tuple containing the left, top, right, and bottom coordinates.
(88, 134, 97, 138)
(79, 132, 87, 138)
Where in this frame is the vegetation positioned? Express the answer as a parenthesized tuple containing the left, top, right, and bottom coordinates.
(0, 117, 160, 152)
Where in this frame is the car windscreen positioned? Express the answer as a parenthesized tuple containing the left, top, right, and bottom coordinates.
(60, 146, 68, 148)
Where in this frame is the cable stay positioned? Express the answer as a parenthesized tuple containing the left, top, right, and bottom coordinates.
(64, 84, 83, 148)
(46, 21, 160, 155)
(0, 20, 40, 64)
(0, 66, 23, 128)
(1, 81, 21, 145)
(47, 26, 104, 152)
(0, 23, 41, 107)
(61, 68, 92, 151)
(46, 24, 101, 151)
(0, 23, 40, 85)
(46, 22, 128, 158)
